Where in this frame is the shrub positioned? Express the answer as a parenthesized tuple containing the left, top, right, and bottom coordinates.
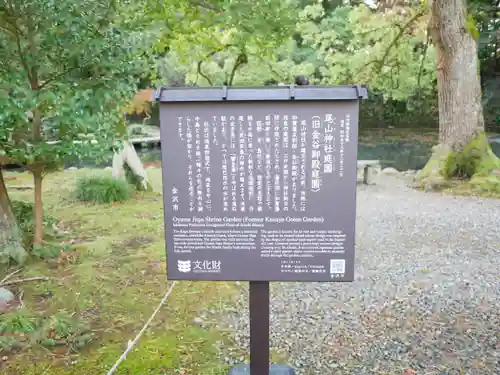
(35, 310, 93, 351)
(31, 243, 72, 260)
(0, 309, 93, 353)
(470, 175, 500, 196)
(442, 133, 497, 180)
(11, 200, 58, 250)
(0, 309, 37, 334)
(443, 150, 480, 179)
(75, 175, 132, 204)
(124, 163, 145, 190)
(12, 201, 57, 233)
(0, 336, 23, 352)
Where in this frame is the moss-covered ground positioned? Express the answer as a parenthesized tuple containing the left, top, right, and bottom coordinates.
(0, 168, 241, 375)
(414, 132, 500, 198)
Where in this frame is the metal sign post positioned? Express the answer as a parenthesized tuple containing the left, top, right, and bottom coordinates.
(249, 281, 270, 375)
(155, 85, 367, 375)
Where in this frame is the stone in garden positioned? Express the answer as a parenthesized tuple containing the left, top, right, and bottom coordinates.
(67, 167, 78, 171)
(0, 287, 14, 303)
(381, 167, 399, 175)
(193, 316, 204, 325)
(0, 287, 14, 311)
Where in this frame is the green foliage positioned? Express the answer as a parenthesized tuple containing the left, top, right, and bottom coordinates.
(443, 151, 481, 179)
(155, 1, 441, 101)
(4, 199, 66, 262)
(31, 243, 72, 260)
(0, 308, 93, 353)
(35, 311, 93, 350)
(466, 13, 480, 40)
(0, 0, 152, 244)
(0, 336, 23, 352)
(0, 224, 27, 265)
(298, 4, 435, 99)
(124, 163, 146, 191)
(150, 0, 300, 86)
(75, 175, 133, 204)
(146, 0, 498, 133)
(0, 1, 149, 170)
(470, 175, 500, 196)
(442, 132, 497, 179)
(0, 309, 37, 334)
(11, 200, 58, 249)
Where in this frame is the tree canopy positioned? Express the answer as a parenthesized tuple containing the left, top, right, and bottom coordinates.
(0, 0, 499, 253)
(0, 0, 150, 246)
(0, 0, 149, 169)
(155, 0, 497, 114)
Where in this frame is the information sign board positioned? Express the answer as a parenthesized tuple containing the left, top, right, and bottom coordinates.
(156, 86, 366, 281)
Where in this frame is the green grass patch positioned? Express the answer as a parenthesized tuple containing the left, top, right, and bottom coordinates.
(0, 309, 91, 353)
(75, 175, 133, 204)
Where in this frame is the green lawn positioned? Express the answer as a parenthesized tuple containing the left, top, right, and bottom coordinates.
(1, 168, 240, 375)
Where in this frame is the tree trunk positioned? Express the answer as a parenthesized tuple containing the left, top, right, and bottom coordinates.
(431, 0, 484, 148)
(33, 169, 43, 246)
(0, 169, 27, 264)
(414, 0, 500, 189)
(27, 12, 44, 245)
(0, 170, 14, 222)
(31, 107, 44, 246)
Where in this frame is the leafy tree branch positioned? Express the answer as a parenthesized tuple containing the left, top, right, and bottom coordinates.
(376, 9, 426, 71)
(227, 53, 248, 86)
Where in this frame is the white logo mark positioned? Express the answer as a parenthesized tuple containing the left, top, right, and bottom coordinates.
(177, 260, 191, 273)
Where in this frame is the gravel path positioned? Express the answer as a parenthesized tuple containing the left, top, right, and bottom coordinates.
(220, 177, 500, 374)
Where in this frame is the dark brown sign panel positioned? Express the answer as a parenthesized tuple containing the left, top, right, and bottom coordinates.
(156, 86, 366, 282)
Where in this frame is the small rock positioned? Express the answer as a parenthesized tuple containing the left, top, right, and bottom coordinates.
(193, 317, 204, 325)
(381, 167, 399, 175)
(0, 287, 14, 303)
(104, 166, 113, 171)
(66, 167, 78, 171)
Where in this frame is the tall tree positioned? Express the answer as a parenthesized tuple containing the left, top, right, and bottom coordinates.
(430, 0, 484, 145)
(416, 0, 500, 185)
(0, 0, 147, 249)
(297, 0, 498, 185)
